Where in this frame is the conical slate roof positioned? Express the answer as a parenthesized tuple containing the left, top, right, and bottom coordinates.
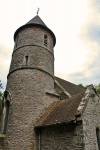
(26, 15, 47, 27)
(14, 15, 56, 46)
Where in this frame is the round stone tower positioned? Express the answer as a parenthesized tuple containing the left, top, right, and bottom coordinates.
(5, 15, 56, 149)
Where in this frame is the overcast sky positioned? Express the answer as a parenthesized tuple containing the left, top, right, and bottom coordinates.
(0, 0, 100, 89)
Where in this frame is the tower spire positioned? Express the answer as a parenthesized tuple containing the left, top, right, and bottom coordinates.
(37, 8, 40, 15)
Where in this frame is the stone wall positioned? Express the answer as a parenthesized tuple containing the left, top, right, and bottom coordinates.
(14, 27, 54, 51)
(2, 24, 57, 149)
(9, 45, 54, 77)
(82, 86, 100, 150)
(37, 123, 84, 150)
(9, 26, 54, 81)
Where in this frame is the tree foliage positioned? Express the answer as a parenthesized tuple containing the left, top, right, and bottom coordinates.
(95, 84, 100, 94)
(0, 80, 3, 89)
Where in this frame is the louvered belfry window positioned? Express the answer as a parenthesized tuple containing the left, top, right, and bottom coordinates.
(44, 34, 48, 46)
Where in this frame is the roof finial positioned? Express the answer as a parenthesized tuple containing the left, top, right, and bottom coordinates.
(37, 8, 40, 15)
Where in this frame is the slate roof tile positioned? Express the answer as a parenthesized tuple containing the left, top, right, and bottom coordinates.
(55, 77, 85, 96)
(35, 92, 85, 127)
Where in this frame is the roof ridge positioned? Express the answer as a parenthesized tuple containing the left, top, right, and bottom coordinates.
(55, 76, 85, 96)
(55, 79, 72, 98)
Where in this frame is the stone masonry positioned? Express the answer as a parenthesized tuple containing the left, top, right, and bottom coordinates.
(2, 16, 58, 150)
(36, 124, 84, 150)
(82, 86, 100, 150)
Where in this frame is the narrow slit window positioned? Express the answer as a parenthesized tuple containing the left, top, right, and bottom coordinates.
(44, 34, 48, 46)
(96, 128, 100, 150)
(25, 56, 28, 65)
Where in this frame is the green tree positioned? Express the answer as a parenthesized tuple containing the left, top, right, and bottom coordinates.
(0, 80, 3, 89)
(95, 84, 100, 94)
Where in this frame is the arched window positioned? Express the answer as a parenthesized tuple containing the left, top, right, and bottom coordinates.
(96, 128, 100, 150)
(44, 34, 48, 47)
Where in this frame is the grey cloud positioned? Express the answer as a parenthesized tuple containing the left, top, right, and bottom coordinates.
(68, 70, 100, 86)
(95, 0, 100, 11)
(78, 0, 100, 85)
(67, 50, 100, 85)
(88, 25, 100, 42)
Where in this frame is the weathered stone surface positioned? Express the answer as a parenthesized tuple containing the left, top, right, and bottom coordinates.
(82, 86, 100, 150)
(14, 27, 54, 51)
(4, 17, 57, 150)
(37, 124, 84, 150)
(9, 45, 54, 76)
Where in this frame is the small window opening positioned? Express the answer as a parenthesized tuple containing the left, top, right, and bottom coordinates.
(96, 128, 100, 150)
(25, 56, 28, 65)
(44, 34, 48, 46)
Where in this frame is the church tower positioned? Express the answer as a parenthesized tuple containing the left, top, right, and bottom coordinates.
(3, 15, 56, 149)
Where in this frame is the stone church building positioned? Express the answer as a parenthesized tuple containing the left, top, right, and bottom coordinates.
(0, 15, 100, 150)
